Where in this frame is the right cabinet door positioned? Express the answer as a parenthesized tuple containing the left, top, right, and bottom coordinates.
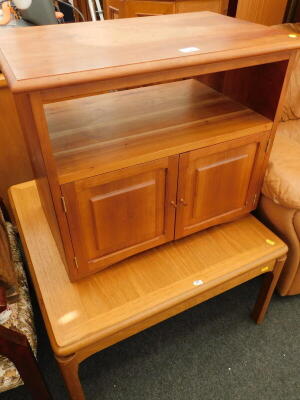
(175, 133, 269, 239)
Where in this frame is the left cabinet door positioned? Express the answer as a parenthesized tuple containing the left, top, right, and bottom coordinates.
(62, 156, 179, 277)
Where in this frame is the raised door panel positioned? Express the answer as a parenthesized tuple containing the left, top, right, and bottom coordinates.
(62, 156, 178, 277)
(125, 1, 175, 17)
(175, 133, 269, 239)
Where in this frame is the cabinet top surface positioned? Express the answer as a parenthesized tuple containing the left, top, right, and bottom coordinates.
(10, 180, 287, 356)
(0, 12, 299, 93)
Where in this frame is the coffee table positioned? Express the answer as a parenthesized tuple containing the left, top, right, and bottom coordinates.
(9, 180, 287, 400)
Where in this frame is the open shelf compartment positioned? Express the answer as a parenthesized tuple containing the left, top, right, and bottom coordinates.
(44, 79, 272, 184)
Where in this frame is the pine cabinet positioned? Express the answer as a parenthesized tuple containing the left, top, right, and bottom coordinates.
(1, 12, 298, 280)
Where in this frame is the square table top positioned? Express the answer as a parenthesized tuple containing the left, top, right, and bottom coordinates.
(0, 12, 299, 93)
(9, 180, 287, 357)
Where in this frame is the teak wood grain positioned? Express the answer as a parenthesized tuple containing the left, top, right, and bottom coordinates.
(0, 12, 299, 93)
(13, 92, 77, 277)
(45, 79, 272, 184)
(0, 74, 33, 210)
(175, 132, 269, 238)
(1, 12, 299, 280)
(62, 156, 179, 275)
(9, 180, 287, 400)
(9, 180, 288, 355)
(41, 51, 292, 103)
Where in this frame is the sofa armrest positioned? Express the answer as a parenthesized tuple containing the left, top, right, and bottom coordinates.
(258, 196, 300, 295)
(262, 125, 300, 209)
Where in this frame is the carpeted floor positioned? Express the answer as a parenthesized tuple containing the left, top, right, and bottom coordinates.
(2, 277, 300, 400)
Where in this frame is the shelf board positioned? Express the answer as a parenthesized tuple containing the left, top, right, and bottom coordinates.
(45, 79, 272, 184)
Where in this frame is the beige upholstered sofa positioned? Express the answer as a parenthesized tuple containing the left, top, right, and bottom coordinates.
(258, 23, 300, 296)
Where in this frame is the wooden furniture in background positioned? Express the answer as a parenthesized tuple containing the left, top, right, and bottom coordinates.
(0, 325, 52, 400)
(104, 0, 229, 19)
(9, 180, 288, 400)
(0, 74, 33, 211)
(72, 0, 91, 20)
(0, 12, 299, 280)
(235, 0, 289, 25)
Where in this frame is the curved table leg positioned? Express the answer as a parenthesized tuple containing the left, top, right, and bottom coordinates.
(56, 353, 85, 400)
(251, 255, 287, 324)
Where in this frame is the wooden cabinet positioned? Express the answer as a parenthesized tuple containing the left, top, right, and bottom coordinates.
(1, 13, 298, 280)
(104, 0, 228, 18)
(61, 132, 269, 271)
(175, 134, 268, 238)
(61, 157, 178, 273)
(47, 71, 273, 272)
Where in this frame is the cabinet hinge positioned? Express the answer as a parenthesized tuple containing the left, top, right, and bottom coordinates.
(61, 196, 67, 213)
(265, 137, 273, 154)
(74, 256, 79, 269)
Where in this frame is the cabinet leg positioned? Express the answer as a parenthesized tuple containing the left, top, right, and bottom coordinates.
(251, 255, 287, 324)
(56, 353, 85, 400)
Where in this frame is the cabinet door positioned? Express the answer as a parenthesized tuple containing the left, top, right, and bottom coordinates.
(62, 156, 178, 277)
(175, 133, 269, 239)
(125, 1, 174, 17)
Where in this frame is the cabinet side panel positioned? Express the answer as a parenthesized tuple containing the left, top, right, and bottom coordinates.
(222, 60, 289, 121)
(13, 93, 76, 279)
(199, 59, 290, 121)
(0, 81, 33, 211)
